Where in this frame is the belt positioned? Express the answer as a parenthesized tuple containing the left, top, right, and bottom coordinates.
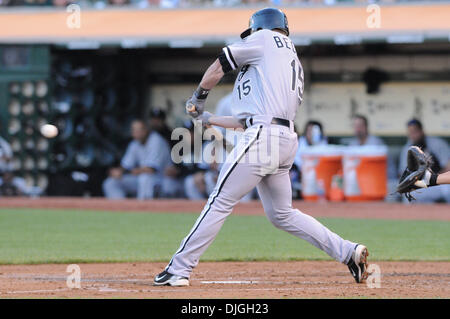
(247, 116, 291, 128)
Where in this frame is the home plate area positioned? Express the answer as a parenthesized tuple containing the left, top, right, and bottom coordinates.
(1, 261, 449, 298)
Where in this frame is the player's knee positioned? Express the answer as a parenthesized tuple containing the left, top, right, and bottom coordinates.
(137, 173, 156, 186)
(103, 177, 118, 191)
(265, 210, 283, 228)
(102, 177, 124, 198)
(266, 215, 279, 228)
(265, 208, 293, 228)
(136, 174, 159, 199)
(162, 177, 181, 198)
(210, 192, 237, 214)
(184, 175, 204, 200)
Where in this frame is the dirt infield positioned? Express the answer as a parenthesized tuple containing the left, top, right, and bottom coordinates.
(1, 261, 449, 298)
(1, 197, 449, 220)
(1, 198, 449, 298)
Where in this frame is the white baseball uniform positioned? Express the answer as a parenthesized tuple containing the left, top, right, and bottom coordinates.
(165, 29, 356, 278)
(103, 131, 171, 200)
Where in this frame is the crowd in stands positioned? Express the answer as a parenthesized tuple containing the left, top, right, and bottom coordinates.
(0, 0, 439, 8)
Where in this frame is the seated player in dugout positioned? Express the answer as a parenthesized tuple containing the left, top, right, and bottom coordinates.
(342, 114, 385, 147)
(154, 8, 370, 287)
(398, 118, 450, 203)
(341, 114, 398, 181)
(102, 114, 171, 200)
(162, 120, 210, 199)
(0, 130, 34, 196)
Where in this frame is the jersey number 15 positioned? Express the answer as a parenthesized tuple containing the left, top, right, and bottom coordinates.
(291, 59, 304, 103)
(237, 79, 251, 100)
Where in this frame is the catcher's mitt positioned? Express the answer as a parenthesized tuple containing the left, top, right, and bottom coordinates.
(396, 146, 433, 201)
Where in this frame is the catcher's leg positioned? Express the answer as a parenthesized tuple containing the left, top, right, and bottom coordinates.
(257, 169, 356, 264)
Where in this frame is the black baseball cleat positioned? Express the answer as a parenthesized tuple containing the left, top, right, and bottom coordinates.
(347, 244, 369, 283)
(153, 270, 189, 287)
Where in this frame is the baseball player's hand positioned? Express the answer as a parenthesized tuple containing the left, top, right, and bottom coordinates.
(396, 146, 436, 201)
(414, 169, 433, 189)
(186, 96, 205, 119)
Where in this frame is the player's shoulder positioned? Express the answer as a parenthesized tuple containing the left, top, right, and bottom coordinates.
(148, 130, 170, 147)
(243, 29, 272, 43)
(127, 139, 141, 151)
(370, 135, 386, 145)
(147, 131, 161, 143)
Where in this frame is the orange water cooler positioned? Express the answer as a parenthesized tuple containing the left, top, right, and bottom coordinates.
(301, 146, 344, 201)
(343, 146, 388, 201)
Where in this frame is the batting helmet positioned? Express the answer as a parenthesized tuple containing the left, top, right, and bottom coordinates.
(240, 7, 289, 39)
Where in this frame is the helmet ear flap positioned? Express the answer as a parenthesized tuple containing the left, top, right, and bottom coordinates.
(284, 14, 290, 36)
(240, 28, 252, 39)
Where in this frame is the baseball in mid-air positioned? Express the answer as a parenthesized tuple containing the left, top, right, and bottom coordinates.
(40, 124, 58, 138)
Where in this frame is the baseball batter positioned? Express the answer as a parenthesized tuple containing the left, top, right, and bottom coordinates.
(154, 8, 369, 286)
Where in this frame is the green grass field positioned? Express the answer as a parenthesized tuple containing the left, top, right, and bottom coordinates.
(0, 208, 448, 264)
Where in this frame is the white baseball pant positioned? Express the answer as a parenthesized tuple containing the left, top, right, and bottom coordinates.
(166, 121, 356, 278)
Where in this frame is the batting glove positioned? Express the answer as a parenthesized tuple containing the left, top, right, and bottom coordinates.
(186, 97, 203, 118)
(186, 86, 210, 118)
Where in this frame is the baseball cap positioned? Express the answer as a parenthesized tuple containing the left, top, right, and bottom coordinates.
(407, 118, 423, 130)
(149, 108, 166, 120)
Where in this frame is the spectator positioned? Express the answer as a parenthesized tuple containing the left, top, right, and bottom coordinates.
(290, 120, 328, 198)
(210, 92, 256, 200)
(213, 92, 244, 150)
(0, 135, 18, 196)
(52, 0, 71, 6)
(182, 121, 216, 200)
(342, 114, 401, 186)
(162, 120, 205, 198)
(108, 0, 129, 5)
(0, 0, 433, 7)
(342, 114, 385, 146)
(102, 116, 171, 200)
(293, 120, 328, 171)
(148, 108, 172, 144)
(184, 125, 226, 200)
(0, 135, 35, 196)
(148, 108, 181, 197)
(213, 92, 233, 137)
(163, 120, 224, 200)
(398, 118, 450, 203)
(0, 172, 32, 196)
(0, 135, 13, 173)
(185, 152, 222, 200)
